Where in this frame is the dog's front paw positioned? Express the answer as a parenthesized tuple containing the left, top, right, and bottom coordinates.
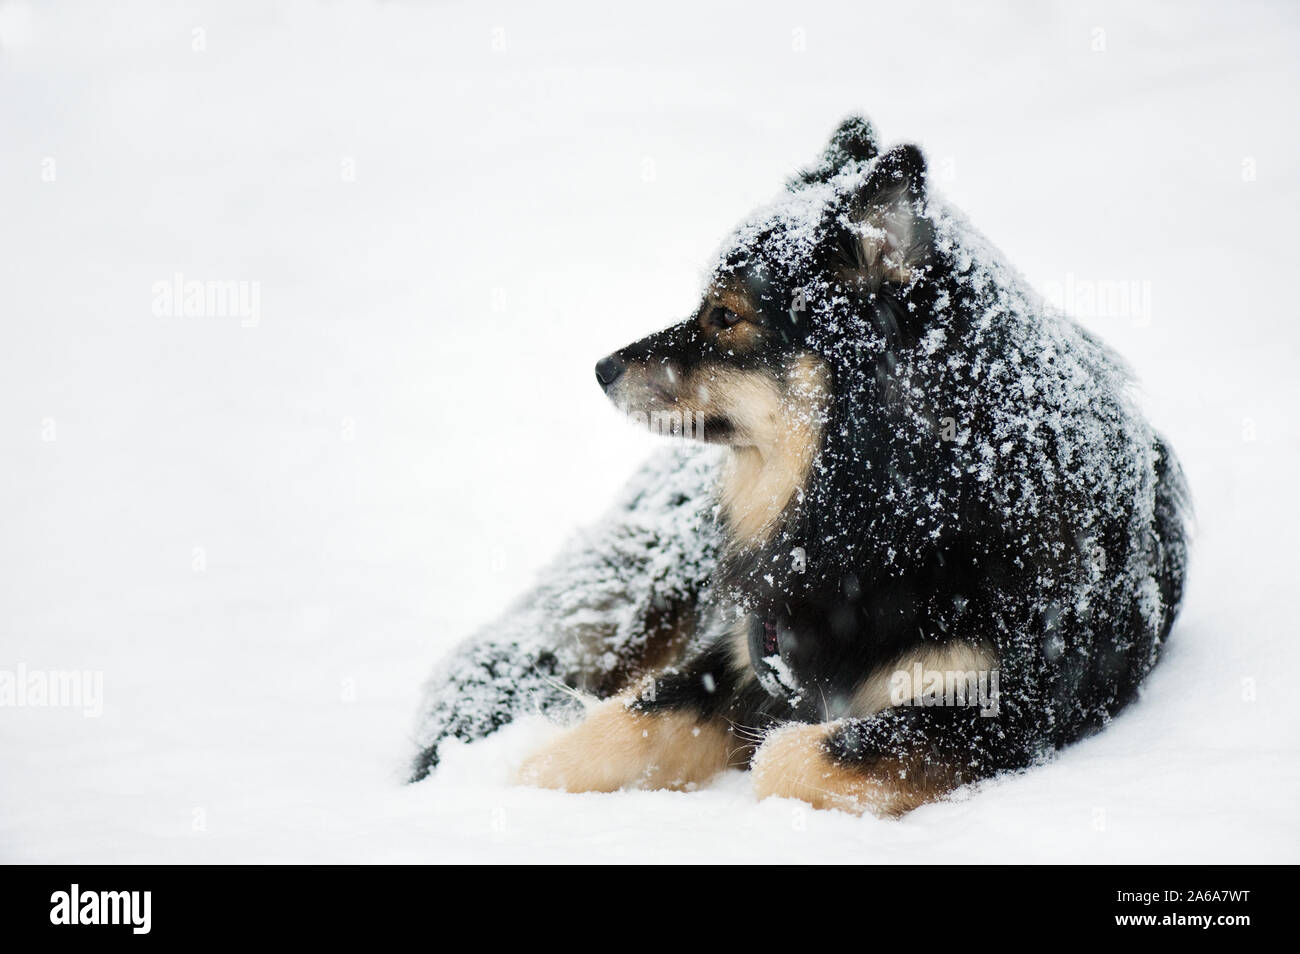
(516, 695, 730, 793)
(751, 722, 883, 815)
(753, 721, 958, 817)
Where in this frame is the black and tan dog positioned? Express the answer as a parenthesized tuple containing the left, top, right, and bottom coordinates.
(418, 116, 1189, 816)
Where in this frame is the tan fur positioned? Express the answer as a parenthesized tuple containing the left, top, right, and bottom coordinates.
(516, 694, 733, 794)
(719, 355, 830, 544)
(707, 286, 757, 321)
(727, 616, 753, 671)
(611, 353, 828, 545)
(751, 722, 954, 817)
(701, 288, 764, 349)
(850, 642, 998, 716)
(565, 598, 698, 697)
(850, 184, 925, 289)
(856, 219, 915, 287)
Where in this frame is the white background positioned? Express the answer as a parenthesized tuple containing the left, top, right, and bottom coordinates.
(1, 0, 1296, 862)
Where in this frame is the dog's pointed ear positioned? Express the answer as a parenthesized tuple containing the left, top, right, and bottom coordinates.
(790, 115, 879, 187)
(844, 144, 933, 288)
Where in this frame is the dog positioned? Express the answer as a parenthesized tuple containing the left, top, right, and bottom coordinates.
(415, 116, 1189, 817)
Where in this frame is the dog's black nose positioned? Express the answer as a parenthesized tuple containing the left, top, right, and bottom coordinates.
(595, 355, 626, 389)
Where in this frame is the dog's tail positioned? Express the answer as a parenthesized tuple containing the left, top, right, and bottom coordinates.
(1152, 434, 1191, 643)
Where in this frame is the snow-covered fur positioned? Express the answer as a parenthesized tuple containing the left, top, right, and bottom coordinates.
(410, 445, 723, 778)
(412, 116, 1189, 815)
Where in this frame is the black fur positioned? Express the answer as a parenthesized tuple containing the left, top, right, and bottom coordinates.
(412, 116, 1190, 808)
(614, 117, 1189, 787)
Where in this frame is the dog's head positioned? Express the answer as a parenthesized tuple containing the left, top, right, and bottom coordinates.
(595, 116, 934, 453)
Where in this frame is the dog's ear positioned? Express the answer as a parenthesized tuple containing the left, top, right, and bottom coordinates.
(790, 115, 879, 187)
(844, 144, 933, 288)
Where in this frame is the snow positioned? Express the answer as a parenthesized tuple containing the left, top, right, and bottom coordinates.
(2, 0, 1298, 863)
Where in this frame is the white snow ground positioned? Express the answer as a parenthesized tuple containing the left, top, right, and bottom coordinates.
(1, 0, 1298, 863)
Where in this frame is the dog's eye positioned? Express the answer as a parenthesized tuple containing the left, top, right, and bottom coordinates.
(709, 306, 744, 329)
